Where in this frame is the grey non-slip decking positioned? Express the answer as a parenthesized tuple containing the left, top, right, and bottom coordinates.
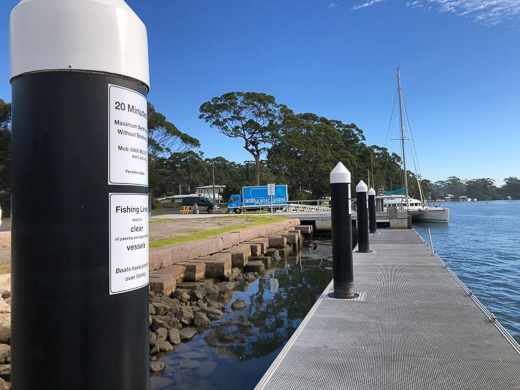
(256, 229, 520, 389)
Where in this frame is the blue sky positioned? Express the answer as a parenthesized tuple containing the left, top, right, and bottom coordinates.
(1, 0, 519, 185)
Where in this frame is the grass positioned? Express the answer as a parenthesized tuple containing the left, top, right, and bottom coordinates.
(149, 215, 288, 250)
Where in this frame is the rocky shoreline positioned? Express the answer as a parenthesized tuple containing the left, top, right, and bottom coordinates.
(148, 224, 313, 375)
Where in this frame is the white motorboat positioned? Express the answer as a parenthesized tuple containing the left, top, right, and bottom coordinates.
(378, 194, 450, 223)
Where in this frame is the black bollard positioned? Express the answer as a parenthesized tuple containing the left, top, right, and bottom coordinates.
(330, 163, 354, 299)
(10, 1, 150, 389)
(356, 181, 370, 252)
(368, 187, 377, 233)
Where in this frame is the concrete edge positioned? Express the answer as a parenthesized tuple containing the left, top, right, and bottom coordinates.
(150, 218, 300, 271)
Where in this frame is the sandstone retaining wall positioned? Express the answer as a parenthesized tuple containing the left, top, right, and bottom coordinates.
(150, 218, 300, 271)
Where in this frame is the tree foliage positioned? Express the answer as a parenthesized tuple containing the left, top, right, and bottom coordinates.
(0, 100, 11, 216)
(199, 92, 286, 186)
(147, 103, 201, 197)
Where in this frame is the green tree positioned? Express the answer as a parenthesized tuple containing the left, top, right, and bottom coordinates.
(0, 100, 11, 216)
(268, 113, 355, 198)
(466, 178, 499, 200)
(147, 102, 200, 197)
(501, 177, 520, 199)
(199, 92, 286, 186)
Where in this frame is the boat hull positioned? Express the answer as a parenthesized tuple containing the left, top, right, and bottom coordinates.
(411, 207, 450, 223)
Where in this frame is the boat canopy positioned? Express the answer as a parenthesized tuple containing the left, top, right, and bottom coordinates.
(382, 188, 406, 196)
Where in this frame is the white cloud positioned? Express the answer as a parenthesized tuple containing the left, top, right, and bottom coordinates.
(328, 3, 342, 9)
(404, 0, 520, 24)
(352, 0, 386, 10)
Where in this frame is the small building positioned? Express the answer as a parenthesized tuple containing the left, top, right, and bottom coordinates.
(196, 185, 226, 202)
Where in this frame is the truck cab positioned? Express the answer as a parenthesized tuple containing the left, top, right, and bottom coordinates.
(227, 194, 242, 213)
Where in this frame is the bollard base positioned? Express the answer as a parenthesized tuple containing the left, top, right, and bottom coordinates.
(329, 292, 360, 300)
(332, 282, 355, 299)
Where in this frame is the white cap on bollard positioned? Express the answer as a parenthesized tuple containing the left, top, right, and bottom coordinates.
(10, 0, 150, 89)
(368, 187, 376, 196)
(330, 162, 351, 184)
(356, 180, 368, 192)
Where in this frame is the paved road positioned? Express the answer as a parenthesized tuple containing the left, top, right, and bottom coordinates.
(0, 219, 10, 232)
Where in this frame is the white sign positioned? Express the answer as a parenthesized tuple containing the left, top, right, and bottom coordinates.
(348, 184, 352, 214)
(109, 193, 149, 294)
(108, 84, 148, 186)
(267, 183, 276, 196)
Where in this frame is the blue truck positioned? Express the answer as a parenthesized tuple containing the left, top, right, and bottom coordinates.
(227, 184, 289, 213)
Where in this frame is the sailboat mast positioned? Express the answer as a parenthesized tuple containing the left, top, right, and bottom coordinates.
(397, 67, 410, 209)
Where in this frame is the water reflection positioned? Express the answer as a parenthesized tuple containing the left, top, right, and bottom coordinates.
(151, 241, 333, 390)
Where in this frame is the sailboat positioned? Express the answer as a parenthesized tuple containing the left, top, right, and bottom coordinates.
(379, 68, 450, 223)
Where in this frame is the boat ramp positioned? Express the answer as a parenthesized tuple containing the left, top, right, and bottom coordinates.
(256, 229, 520, 389)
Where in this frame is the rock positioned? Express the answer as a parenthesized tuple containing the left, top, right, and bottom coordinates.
(244, 261, 265, 274)
(160, 296, 182, 312)
(149, 274, 176, 297)
(202, 284, 219, 297)
(150, 360, 166, 373)
(184, 352, 206, 359)
(196, 361, 217, 377)
(0, 345, 9, 365)
(235, 280, 249, 291)
(181, 263, 207, 282)
(0, 377, 8, 390)
(208, 301, 226, 311)
(295, 225, 313, 234)
(149, 290, 156, 298)
(190, 290, 204, 301)
(158, 341, 174, 353)
(0, 314, 9, 344)
(250, 256, 271, 268)
(200, 308, 223, 321)
(149, 303, 156, 315)
(175, 309, 194, 325)
(168, 328, 181, 345)
(179, 327, 198, 342)
(151, 317, 171, 332)
(173, 289, 191, 303)
(180, 360, 201, 369)
(0, 364, 10, 380)
(227, 268, 241, 282)
(0, 293, 8, 301)
(266, 250, 282, 262)
(215, 282, 236, 292)
(152, 302, 171, 316)
(231, 299, 247, 311)
(153, 315, 181, 329)
(150, 342, 160, 355)
(245, 272, 258, 282)
(268, 236, 287, 248)
(150, 377, 174, 390)
(193, 312, 210, 327)
(155, 327, 168, 343)
(149, 331, 157, 343)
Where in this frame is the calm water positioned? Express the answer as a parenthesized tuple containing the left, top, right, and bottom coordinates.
(415, 200, 520, 343)
(151, 243, 333, 390)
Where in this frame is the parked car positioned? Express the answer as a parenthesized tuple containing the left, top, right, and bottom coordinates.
(181, 196, 219, 214)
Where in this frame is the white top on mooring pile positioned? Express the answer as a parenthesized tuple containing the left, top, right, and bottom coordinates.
(368, 187, 376, 196)
(356, 180, 368, 192)
(10, 0, 150, 88)
(330, 162, 351, 184)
